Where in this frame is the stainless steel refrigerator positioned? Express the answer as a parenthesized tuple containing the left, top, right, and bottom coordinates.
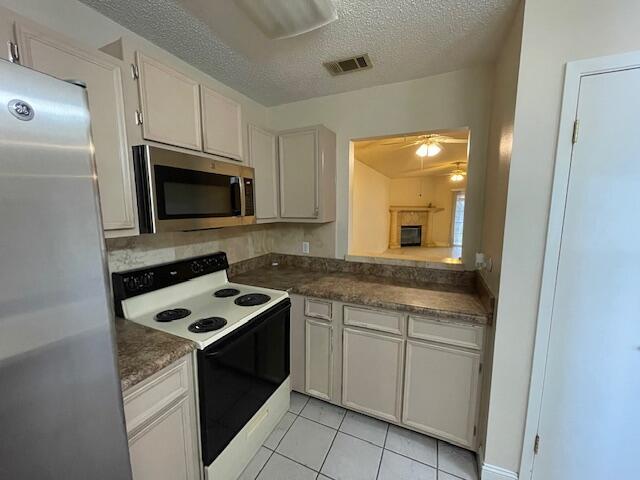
(0, 60, 132, 478)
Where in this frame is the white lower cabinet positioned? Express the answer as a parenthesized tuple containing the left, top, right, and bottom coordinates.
(342, 327, 404, 423)
(403, 340, 481, 448)
(129, 396, 197, 480)
(123, 355, 200, 480)
(305, 318, 333, 400)
(297, 296, 486, 451)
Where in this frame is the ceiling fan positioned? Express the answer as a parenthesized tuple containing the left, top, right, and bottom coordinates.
(380, 134, 467, 157)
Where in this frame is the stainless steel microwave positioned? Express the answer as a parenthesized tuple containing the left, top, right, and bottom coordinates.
(132, 145, 255, 233)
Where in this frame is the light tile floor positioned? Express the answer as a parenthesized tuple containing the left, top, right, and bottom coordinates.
(239, 392, 479, 480)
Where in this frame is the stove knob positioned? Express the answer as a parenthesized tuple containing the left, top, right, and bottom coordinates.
(141, 273, 153, 288)
(191, 261, 203, 273)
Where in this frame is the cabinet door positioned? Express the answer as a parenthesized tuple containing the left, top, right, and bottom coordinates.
(15, 22, 135, 232)
(201, 85, 242, 160)
(248, 124, 279, 220)
(305, 318, 332, 400)
(342, 328, 404, 422)
(136, 52, 201, 151)
(128, 396, 199, 480)
(403, 340, 481, 448)
(290, 295, 305, 392)
(278, 129, 318, 218)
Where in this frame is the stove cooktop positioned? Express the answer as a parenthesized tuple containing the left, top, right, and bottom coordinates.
(120, 275, 288, 349)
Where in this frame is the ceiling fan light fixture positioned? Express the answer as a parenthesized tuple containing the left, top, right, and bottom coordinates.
(450, 172, 465, 182)
(416, 141, 442, 157)
(416, 143, 430, 157)
(235, 0, 338, 39)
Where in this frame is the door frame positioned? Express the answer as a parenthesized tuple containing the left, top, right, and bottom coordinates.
(520, 49, 640, 479)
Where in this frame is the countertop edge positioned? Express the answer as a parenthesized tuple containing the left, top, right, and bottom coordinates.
(115, 318, 197, 392)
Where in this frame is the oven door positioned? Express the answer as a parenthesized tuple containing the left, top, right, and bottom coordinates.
(197, 299, 291, 466)
(133, 145, 256, 233)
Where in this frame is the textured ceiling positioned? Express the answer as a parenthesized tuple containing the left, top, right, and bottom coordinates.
(355, 129, 469, 178)
(79, 0, 519, 106)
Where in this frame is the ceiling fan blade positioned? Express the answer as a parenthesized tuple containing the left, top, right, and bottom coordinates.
(433, 137, 467, 144)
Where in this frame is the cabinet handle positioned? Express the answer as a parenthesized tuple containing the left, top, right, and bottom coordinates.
(8, 42, 19, 64)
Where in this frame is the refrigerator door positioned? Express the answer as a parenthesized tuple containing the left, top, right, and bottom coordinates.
(0, 60, 132, 478)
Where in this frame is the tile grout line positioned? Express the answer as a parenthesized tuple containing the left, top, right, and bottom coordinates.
(281, 395, 474, 480)
(383, 447, 438, 471)
(316, 407, 347, 477)
(254, 395, 308, 479)
(375, 423, 390, 479)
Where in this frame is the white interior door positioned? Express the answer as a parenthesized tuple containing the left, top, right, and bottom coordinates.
(532, 67, 640, 480)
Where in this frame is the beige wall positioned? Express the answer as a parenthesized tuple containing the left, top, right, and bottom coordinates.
(351, 160, 391, 254)
(268, 66, 494, 267)
(485, 0, 640, 474)
(479, 4, 523, 297)
(389, 176, 467, 246)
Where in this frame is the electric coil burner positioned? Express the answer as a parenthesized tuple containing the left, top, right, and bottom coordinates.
(188, 317, 227, 333)
(234, 293, 271, 307)
(154, 308, 191, 322)
(213, 288, 240, 298)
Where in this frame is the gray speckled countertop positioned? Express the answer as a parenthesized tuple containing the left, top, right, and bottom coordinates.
(115, 318, 196, 391)
(231, 265, 490, 325)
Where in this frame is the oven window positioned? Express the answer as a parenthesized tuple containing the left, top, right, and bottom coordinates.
(154, 165, 241, 219)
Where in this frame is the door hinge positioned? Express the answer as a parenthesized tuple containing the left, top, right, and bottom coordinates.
(135, 110, 144, 125)
(8, 41, 19, 63)
(473, 425, 477, 436)
(534, 434, 540, 454)
(572, 119, 580, 144)
(131, 63, 139, 80)
(479, 363, 483, 374)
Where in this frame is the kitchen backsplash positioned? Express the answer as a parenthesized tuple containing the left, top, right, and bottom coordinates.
(105, 222, 336, 272)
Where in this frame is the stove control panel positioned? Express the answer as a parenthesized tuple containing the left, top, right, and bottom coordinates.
(112, 252, 229, 316)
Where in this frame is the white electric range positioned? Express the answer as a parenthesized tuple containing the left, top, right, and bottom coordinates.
(112, 252, 291, 480)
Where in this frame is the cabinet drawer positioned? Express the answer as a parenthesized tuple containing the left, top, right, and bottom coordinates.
(123, 357, 190, 434)
(408, 316, 484, 350)
(304, 298, 332, 321)
(344, 305, 404, 335)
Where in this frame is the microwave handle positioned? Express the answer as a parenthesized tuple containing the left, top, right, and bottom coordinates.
(239, 176, 246, 217)
(230, 177, 242, 216)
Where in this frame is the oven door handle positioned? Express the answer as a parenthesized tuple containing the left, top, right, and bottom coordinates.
(202, 299, 291, 358)
(203, 315, 268, 358)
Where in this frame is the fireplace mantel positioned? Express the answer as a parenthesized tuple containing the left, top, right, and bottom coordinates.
(389, 205, 444, 248)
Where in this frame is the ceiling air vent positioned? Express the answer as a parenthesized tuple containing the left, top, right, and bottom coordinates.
(324, 54, 372, 76)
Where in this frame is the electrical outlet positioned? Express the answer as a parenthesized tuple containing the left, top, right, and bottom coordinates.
(302, 241, 310, 254)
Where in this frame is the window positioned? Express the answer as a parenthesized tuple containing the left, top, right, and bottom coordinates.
(451, 191, 465, 247)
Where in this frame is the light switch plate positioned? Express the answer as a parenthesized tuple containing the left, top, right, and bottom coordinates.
(302, 241, 310, 254)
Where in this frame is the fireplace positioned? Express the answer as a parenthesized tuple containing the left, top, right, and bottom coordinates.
(400, 225, 422, 247)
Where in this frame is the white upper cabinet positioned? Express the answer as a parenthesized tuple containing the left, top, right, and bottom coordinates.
(248, 124, 279, 221)
(135, 52, 202, 151)
(15, 20, 136, 234)
(278, 125, 336, 222)
(201, 85, 243, 160)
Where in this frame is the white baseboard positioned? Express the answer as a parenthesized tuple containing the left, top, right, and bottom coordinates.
(481, 463, 519, 480)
